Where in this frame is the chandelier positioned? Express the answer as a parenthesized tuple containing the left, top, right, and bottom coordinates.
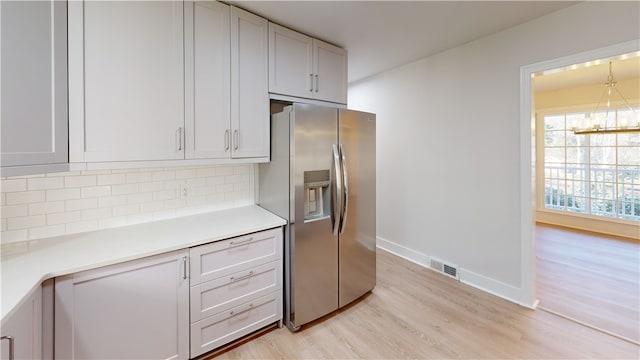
(572, 61, 640, 135)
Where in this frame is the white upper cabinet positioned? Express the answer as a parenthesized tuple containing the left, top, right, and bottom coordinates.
(0, 0, 68, 176)
(268, 23, 347, 104)
(69, 1, 184, 163)
(231, 6, 270, 159)
(185, 1, 231, 160)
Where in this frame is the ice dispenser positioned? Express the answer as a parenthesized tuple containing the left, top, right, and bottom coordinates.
(303, 170, 330, 221)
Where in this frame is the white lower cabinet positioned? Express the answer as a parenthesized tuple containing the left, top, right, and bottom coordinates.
(189, 228, 283, 357)
(52, 227, 282, 359)
(0, 287, 42, 360)
(54, 250, 190, 360)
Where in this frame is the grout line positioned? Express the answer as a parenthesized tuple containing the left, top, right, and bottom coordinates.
(537, 305, 640, 346)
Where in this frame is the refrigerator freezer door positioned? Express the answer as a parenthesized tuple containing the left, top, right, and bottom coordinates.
(338, 109, 376, 307)
(290, 103, 340, 327)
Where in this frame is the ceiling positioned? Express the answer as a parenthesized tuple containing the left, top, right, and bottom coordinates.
(230, 1, 578, 83)
(534, 54, 640, 92)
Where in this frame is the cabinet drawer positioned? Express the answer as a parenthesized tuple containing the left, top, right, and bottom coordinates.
(190, 228, 282, 284)
(190, 261, 281, 322)
(190, 292, 281, 357)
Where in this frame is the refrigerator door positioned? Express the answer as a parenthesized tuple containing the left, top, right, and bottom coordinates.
(338, 109, 376, 307)
(290, 103, 340, 328)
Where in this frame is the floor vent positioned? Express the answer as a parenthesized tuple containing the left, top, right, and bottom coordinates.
(429, 257, 459, 280)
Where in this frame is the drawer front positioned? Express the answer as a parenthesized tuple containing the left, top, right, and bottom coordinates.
(190, 228, 282, 284)
(190, 261, 281, 322)
(190, 292, 282, 357)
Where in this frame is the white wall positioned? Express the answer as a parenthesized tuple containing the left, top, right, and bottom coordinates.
(1, 165, 253, 244)
(348, 1, 640, 305)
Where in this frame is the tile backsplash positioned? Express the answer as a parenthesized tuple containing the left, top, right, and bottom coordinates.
(0, 165, 253, 245)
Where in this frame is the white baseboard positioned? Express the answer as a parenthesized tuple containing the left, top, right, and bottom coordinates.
(377, 236, 535, 309)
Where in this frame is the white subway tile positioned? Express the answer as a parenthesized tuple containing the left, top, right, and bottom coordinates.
(187, 196, 206, 207)
(153, 190, 176, 201)
(139, 201, 164, 213)
(66, 220, 98, 234)
(97, 174, 127, 185)
(113, 204, 139, 217)
(1, 193, 5, 205)
(139, 182, 163, 192)
(163, 180, 182, 190)
(112, 183, 139, 195)
(82, 169, 111, 176)
(81, 186, 111, 198)
(196, 167, 216, 177)
(152, 171, 175, 181)
(111, 168, 133, 174)
(65, 175, 97, 188)
(6, 191, 45, 205)
(1, 229, 28, 244)
(98, 195, 127, 208)
(215, 166, 234, 176)
(234, 182, 250, 192)
(28, 177, 64, 190)
(8, 215, 46, 230)
(1, 204, 28, 219)
(1, 218, 7, 231)
(29, 224, 65, 239)
(207, 176, 224, 186)
(29, 201, 65, 215)
(1, 179, 27, 192)
(225, 175, 242, 184)
(152, 209, 176, 221)
(233, 165, 250, 175)
(224, 192, 242, 202)
(48, 170, 81, 177)
(191, 186, 214, 196)
(126, 172, 153, 183)
(206, 193, 225, 203)
(216, 184, 234, 193)
(186, 178, 207, 187)
(46, 188, 81, 201)
(82, 207, 112, 220)
(66, 198, 98, 211)
(176, 169, 197, 179)
(164, 199, 186, 210)
(127, 193, 153, 204)
(47, 211, 82, 225)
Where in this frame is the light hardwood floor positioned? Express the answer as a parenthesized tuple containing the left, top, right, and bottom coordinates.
(536, 223, 640, 344)
(212, 249, 639, 359)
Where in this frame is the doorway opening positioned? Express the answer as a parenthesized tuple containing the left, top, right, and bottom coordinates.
(520, 41, 640, 344)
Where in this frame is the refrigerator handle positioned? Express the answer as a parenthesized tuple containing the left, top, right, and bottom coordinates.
(332, 144, 343, 236)
(339, 144, 349, 235)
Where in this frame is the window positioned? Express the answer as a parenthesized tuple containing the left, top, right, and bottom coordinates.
(541, 107, 640, 221)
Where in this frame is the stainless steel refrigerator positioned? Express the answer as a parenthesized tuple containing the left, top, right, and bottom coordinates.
(259, 102, 376, 331)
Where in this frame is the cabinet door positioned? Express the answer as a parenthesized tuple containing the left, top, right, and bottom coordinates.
(231, 7, 269, 159)
(0, 287, 42, 360)
(185, 1, 231, 160)
(0, 0, 68, 173)
(314, 39, 348, 104)
(55, 250, 189, 360)
(79, 1, 184, 162)
(268, 23, 313, 99)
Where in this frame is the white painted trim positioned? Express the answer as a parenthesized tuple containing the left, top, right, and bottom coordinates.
(519, 39, 640, 309)
(376, 236, 430, 268)
(269, 93, 347, 108)
(376, 237, 537, 309)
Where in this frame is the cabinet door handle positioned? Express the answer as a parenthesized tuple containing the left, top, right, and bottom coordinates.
(229, 302, 254, 316)
(229, 237, 253, 246)
(224, 129, 230, 151)
(230, 270, 254, 283)
(176, 127, 183, 151)
(315, 74, 319, 92)
(1, 335, 14, 360)
(309, 73, 313, 92)
(234, 129, 239, 150)
(182, 256, 188, 280)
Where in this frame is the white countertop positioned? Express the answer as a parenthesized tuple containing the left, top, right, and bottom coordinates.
(1, 205, 286, 322)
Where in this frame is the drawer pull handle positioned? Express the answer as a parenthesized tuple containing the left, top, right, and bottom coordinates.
(1, 335, 14, 360)
(230, 270, 254, 283)
(229, 303, 254, 316)
(229, 237, 253, 246)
